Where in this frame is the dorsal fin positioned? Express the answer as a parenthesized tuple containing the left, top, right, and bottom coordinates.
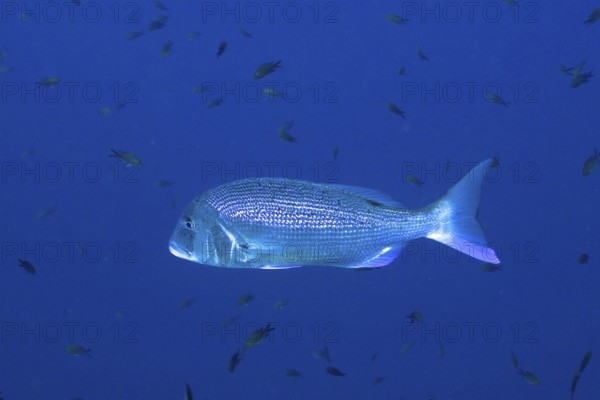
(328, 184, 403, 207)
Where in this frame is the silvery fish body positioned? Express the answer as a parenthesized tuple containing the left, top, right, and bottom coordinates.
(169, 159, 500, 269)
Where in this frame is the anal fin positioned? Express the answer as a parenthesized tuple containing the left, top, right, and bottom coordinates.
(347, 244, 404, 269)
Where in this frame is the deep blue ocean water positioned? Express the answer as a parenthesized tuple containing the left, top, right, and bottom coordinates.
(1, 1, 599, 399)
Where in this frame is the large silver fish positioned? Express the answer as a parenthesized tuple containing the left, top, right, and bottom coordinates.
(169, 159, 500, 268)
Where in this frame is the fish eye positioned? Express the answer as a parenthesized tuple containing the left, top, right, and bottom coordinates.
(184, 218, 195, 229)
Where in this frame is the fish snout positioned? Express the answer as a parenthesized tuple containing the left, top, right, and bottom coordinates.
(169, 239, 192, 260)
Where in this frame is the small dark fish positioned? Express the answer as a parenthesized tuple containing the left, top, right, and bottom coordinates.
(370, 352, 378, 364)
(160, 41, 173, 58)
(124, 31, 144, 40)
(284, 368, 304, 379)
(490, 157, 501, 169)
(582, 148, 599, 176)
(236, 294, 254, 305)
(486, 92, 510, 107)
(570, 63, 594, 88)
(207, 98, 222, 108)
(333, 146, 339, 160)
(272, 299, 289, 309)
(401, 340, 417, 353)
(18, 259, 36, 274)
(577, 253, 589, 265)
(38, 77, 60, 87)
(372, 376, 386, 385)
(216, 41, 227, 58)
(185, 383, 193, 400)
(148, 15, 169, 31)
(518, 369, 540, 385)
(108, 149, 142, 168)
(277, 130, 297, 143)
(416, 46, 429, 61)
(238, 27, 252, 38)
(21, 148, 34, 158)
(397, 66, 407, 76)
(579, 351, 592, 373)
(193, 85, 209, 93)
(155, 179, 174, 188)
(560, 65, 574, 76)
(64, 343, 91, 357)
(228, 349, 243, 373)
(406, 311, 423, 323)
(510, 350, 519, 369)
(571, 351, 592, 400)
(245, 323, 275, 348)
(571, 370, 581, 400)
(404, 174, 424, 186)
(37, 204, 58, 220)
(480, 263, 502, 272)
(386, 14, 408, 25)
(584, 7, 600, 25)
(325, 366, 346, 377)
(438, 342, 445, 358)
(263, 88, 283, 98)
(387, 103, 405, 118)
(277, 121, 297, 143)
(186, 32, 200, 40)
(571, 70, 594, 88)
(312, 345, 332, 364)
(154, 1, 168, 11)
(254, 61, 282, 79)
(177, 298, 196, 309)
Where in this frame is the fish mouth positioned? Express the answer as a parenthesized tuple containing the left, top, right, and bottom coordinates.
(169, 240, 191, 260)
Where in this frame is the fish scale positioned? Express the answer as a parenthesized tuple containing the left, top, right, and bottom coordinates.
(169, 159, 500, 268)
(200, 178, 426, 266)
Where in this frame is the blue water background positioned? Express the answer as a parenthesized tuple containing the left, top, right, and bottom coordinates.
(1, 1, 599, 399)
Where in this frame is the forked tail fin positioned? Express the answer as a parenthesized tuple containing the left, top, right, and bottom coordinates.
(425, 159, 500, 264)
